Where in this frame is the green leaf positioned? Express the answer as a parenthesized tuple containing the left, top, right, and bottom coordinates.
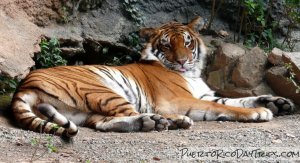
(102, 47, 109, 54)
(31, 138, 39, 146)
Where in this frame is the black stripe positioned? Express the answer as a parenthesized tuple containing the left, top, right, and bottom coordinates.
(63, 120, 71, 128)
(171, 82, 192, 95)
(13, 109, 30, 114)
(12, 97, 26, 103)
(222, 99, 227, 104)
(242, 100, 246, 108)
(203, 112, 207, 121)
(84, 92, 99, 111)
(48, 114, 55, 122)
(35, 120, 47, 133)
(213, 98, 221, 102)
(20, 116, 36, 128)
(21, 87, 60, 101)
(115, 102, 131, 108)
(199, 94, 211, 99)
(198, 46, 201, 56)
(129, 112, 135, 116)
(185, 108, 192, 116)
(68, 129, 78, 136)
(102, 96, 123, 106)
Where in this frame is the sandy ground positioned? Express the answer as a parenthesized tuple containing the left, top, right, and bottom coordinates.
(0, 97, 300, 162)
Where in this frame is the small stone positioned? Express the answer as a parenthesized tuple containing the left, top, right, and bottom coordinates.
(15, 141, 23, 146)
(153, 157, 161, 161)
(286, 133, 295, 138)
(272, 139, 282, 144)
(218, 30, 229, 37)
(268, 48, 283, 65)
(60, 153, 70, 157)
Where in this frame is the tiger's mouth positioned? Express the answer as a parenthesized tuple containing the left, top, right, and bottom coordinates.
(178, 67, 187, 72)
(169, 64, 194, 73)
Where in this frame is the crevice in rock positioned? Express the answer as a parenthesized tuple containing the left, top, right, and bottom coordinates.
(55, 37, 141, 66)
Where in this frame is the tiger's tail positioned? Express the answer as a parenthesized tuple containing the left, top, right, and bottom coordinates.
(11, 91, 78, 141)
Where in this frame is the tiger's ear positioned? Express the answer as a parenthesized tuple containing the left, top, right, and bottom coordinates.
(187, 16, 205, 32)
(139, 27, 159, 40)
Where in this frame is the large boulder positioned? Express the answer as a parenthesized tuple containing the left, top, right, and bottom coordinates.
(207, 43, 274, 97)
(282, 52, 300, 82)
(268, 47, 284, 66)
(0, 2, 42, 78)
(266, 66, 300, 105)
(267, 47, 300, 82)
(265, 48, 300, 105)
(231, 47, 267, 88)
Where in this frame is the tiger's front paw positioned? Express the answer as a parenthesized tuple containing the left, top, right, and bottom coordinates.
(248, 107, 273, 122)
(167, 115, 194, 130)
(140, 114, 169, 132)
(257, 95, 295, 115)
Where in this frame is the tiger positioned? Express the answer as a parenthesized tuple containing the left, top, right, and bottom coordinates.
(11, 16, 294, 140)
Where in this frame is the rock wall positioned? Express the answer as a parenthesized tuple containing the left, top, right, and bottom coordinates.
(0, 0, 299, 104)
(0, 0, 231, 79)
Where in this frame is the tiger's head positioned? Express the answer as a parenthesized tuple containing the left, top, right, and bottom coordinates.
(140, 16, 207, 78)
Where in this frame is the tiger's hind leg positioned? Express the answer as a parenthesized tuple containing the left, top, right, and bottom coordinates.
(85, 113, 169, 132)
(12, 91, 79, 141)
(37, 103, 78, 141)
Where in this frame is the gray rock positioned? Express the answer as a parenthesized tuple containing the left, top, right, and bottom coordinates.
(0, 9, 41, 78)
(207, 43, 246, 96)
(232, 47, 267, 88)
(211, 43, 245, 70)
(282, 51, 300, 82)
(266, 66, 300, 105)
(268, 47, 284, 65)
(252, 82, 275, 96)
(207, 44, 274, 97)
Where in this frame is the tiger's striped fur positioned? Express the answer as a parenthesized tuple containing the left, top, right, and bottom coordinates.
(11, 16, 294, 139)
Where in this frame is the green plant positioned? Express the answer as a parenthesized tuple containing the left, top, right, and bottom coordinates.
(233, 0, 300, 52)
(30, 122, 60, 162)
(35, 38, 67, 69)
(121, 32, 143, 52)
(61, 6, 70, 24)
(105, 55, 133, 66)
(0, 76, 18, 94)
(285, 63, 300, 93)
(281, 0, 300, 52)
(106, 32, 142, 66)
(241, 0, 276, 51)
(123, 0, 144, 26)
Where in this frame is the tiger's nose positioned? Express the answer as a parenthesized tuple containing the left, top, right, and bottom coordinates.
(176, 59, 187, 65)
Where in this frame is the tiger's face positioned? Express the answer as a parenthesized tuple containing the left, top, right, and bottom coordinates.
(140, 16, 207, 78)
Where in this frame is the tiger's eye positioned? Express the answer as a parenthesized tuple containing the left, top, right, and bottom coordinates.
(163, 44, 171, 50)
(185, 41, 191, 46)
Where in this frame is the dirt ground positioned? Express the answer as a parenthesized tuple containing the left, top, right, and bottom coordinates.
(0, 98, 300, 162)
